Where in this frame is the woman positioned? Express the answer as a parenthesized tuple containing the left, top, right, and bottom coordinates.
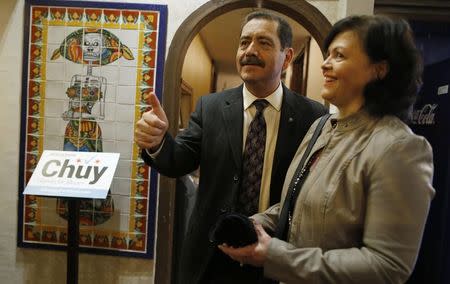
(219, 15, 435, 283)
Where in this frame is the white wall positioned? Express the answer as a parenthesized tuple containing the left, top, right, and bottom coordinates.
(338, 0, 374, 19)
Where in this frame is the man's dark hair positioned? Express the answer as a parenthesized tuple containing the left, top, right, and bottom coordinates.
(324, 15, 423, 121)
(241, 10, 293, 49)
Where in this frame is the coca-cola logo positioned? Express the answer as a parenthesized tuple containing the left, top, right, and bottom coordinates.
(411, 104, 437, 125)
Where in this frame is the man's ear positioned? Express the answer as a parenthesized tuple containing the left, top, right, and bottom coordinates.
(282, 47, 294, 71)
(375, 60, 389, 80)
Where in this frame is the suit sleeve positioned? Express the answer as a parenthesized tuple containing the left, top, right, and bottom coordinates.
(262, 135, 435, 284)
(141, 96, 204, 177)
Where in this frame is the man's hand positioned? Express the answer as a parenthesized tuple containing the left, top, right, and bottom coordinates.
(135, 93, 169, 151)
(218, 223, 271, 267)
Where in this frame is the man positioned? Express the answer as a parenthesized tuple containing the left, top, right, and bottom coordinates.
(135, 11, 326, 283)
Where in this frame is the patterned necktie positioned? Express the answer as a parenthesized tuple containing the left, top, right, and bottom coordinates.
(238, 99, 269, 216)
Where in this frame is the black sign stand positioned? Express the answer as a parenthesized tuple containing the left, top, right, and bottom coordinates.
(22, 150, 120, 284)
(67, 198, 80, 284)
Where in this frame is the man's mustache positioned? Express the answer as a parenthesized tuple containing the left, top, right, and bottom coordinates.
(240, 56, 265, 67)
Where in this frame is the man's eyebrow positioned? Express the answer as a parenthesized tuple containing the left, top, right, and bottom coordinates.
(239, 35, 274, 43)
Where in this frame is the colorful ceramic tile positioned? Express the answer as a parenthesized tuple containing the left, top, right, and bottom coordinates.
(128, 233, 146, 251)
(140, 11, 158, 31)
(111, 233, 128, 249)
(25, 195, 39, 206)
(41, 226, 58, 242)
(130, 215, 146, 233)
(58, 227, 68, 243)
(103, 9, 120, 28)
(28, 81, 43, 98)
(24, 206, 38, 223)
(26, 152, 40, 172)
(131, 179, 149, 198)
(49, 7, 66, 26)
(31, 7, 48, 25)
(131, 198, 148, 216)
(121, 10, 139, 30)
(28, 98, 43, 117)
(139, 49, 155, 68)
(31, 25, 45, 43)
(79, 228, 93, 246)
(137, 68, 154, 87)
(67, 8, 84, 26)
(26, 135, 40, 152)
(25, 171, 33, 184)
(85, 9, 102, 27)
(93, 231, 110, 247)
(141, 31, 157, 50)
(30, 44, 44, 62)
(29, 62, 43, 80)
(19, 0, 166, 258)
(137, 87, 154, 105)
(131, 160, 149, 180)
(27, 117, 40, 134)
(24, 224, 41, 241)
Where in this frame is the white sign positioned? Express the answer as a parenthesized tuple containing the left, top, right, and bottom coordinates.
(24, 150, 120, 199)
(437, 84, 448, 96)
(411, 103, 437, 126)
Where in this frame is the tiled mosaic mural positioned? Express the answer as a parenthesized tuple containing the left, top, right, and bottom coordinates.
(18, 0, 167, 258)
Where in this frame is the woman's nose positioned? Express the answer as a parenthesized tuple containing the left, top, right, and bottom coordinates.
(321, 57, 331, 70)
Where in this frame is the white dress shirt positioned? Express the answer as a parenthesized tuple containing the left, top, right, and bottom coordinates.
(242, 83, 282, 212)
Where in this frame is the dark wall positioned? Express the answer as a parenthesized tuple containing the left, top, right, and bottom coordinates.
(411, 20, 450, 66)
(408, 21, 450, 284)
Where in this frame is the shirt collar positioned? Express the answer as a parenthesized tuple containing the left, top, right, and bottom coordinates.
(243, 82, 283, 111)
(329, 109, 375, 132)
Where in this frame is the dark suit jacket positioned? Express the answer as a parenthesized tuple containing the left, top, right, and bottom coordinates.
(142, 84, 326, 283)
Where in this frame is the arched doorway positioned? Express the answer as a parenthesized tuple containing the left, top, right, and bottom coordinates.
(155, 1, 332, 283)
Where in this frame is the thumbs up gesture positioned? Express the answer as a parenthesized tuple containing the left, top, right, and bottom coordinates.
(135, 93, 169, 151)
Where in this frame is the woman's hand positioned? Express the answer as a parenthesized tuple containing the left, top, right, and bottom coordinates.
(218, 223, 272, 267)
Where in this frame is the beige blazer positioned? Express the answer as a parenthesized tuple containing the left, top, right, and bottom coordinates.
(253, 111, 435, 284)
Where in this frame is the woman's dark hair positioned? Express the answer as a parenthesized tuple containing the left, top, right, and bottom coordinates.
(241, 11, 293, 49)
(323, 15, 423, 121)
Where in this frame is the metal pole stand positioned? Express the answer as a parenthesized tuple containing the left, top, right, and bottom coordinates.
(67, 198, 80, 284)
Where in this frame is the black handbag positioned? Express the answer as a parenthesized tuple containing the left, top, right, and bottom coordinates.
(209, 212, 257, 247)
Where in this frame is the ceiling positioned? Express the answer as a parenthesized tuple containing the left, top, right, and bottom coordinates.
(198, 8, 312, 74)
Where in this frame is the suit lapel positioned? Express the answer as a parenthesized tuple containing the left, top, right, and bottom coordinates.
(272, 88, 298, 176)
(270, 86, 315, 205)
(222, 86, 244, 169)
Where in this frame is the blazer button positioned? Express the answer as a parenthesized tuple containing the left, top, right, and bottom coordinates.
(233, 175, 239, 182)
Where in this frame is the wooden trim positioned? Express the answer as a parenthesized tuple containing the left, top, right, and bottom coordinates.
(179, 79, 193, 129)
(156, 1, 332, 283)
(375, 0, 450, 21)
(289, 36, 310, 96)
(302, 36, 311, 96)
(210, 60, 217, 93)
(180, 78, 194, 96)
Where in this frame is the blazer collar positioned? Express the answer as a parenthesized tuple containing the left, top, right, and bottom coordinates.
(222, 85, 244, 168)
(271, 86, 298, 171)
